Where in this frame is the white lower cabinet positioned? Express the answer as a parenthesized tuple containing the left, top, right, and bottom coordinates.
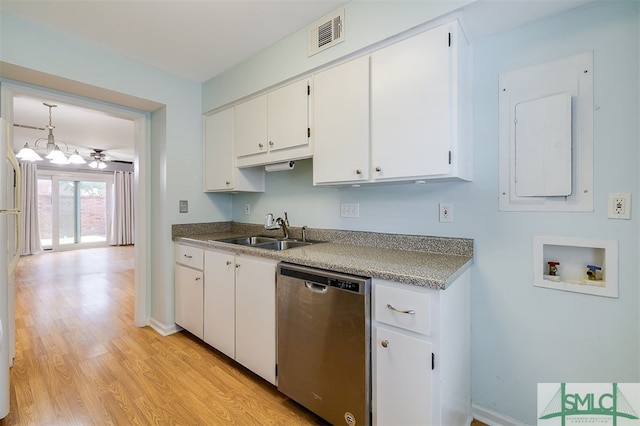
(174, 244, 204, 339)
(372, 269, 471, 426)
(234, 255, 277, 384)
(374, 326, 432, 425)
(203, 250, 278, 385)
(174, 264, 204, 339)
(203, 250, 236, 359)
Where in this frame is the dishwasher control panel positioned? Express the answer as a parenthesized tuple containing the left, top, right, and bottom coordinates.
(278, 263, 370, 295)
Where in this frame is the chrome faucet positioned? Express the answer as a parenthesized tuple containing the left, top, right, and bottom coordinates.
(301, 226, 308, 242)
(276, 212, 290, 239)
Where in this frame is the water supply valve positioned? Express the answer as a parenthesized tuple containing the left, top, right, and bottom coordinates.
(547, 261, 560, 276)
(586, 264, 602, 281)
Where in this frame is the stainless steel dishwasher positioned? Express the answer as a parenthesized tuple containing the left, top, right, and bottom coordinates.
(277, 262, 371, 426)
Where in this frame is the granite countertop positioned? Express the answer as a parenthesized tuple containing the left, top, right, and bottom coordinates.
(173, 223, 473, 290)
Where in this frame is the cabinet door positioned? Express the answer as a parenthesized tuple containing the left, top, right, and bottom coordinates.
(374, 326, 432, 426)
(313, 56, 370, 185)
(371, 23, 453, 180)
(268, 79, 309, 153)
(174, 264, 204, 339)
(235, 94, 268, 157)
(204, 108, 234, 191)
(234, 255, 277, 385)
(203, 250, 236, 359)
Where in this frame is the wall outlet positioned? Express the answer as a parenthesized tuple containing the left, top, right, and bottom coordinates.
(244, 203, 251, 215)
(607, 193, 631, 219)
(439, 202, 453, 223)
(179, 200, 188, 213)
(340, 202, 360, 218)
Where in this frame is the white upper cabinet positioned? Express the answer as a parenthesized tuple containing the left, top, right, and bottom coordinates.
(313, 19, 471, 186)
(268, 79, 311, 153)
(235, 95, 268, 157)
(371, 22, 454, 181)
(203, 108, 264, 192)
(235, 78, 312, 168)
(313, 56, 370, 185)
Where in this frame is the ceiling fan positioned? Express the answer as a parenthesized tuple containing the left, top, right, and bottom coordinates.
(87, 148, 133, 170)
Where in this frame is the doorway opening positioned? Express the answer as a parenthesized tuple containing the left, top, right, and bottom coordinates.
(1, 81, 150, 327)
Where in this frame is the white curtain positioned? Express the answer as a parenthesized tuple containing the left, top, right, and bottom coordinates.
(111, 170, 134, 245)
(20, 162, 42, 255)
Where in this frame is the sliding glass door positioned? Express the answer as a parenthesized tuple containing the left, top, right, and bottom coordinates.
(37, 171, 113, 251)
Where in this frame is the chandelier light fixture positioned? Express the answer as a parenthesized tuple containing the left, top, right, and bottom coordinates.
(15, 102, 86, 165)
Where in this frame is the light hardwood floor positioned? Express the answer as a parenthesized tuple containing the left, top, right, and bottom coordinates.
(2, 246, 325, 425)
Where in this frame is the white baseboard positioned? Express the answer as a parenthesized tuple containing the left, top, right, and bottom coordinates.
(472, 404, 528, 426)
(148, 317, 182, 336)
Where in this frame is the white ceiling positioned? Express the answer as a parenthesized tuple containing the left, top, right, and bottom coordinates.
(1, 0, 347, 83)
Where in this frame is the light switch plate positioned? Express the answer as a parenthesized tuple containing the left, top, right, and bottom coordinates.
(179, 200, 188, 213)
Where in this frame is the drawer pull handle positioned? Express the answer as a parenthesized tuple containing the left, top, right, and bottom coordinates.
(381, 339, 389, 348)
(226, 261, 232, 266)
(387, 304, 415, 315)
(195, 277, 201, 281)
(183, 254, 193, 259)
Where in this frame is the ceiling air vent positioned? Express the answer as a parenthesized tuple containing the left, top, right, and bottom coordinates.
(308, 8, 344, 57)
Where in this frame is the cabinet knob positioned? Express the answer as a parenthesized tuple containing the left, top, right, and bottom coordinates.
(258, 143, 264, 149)
(356, 169, 362, 175)
(195, 277, 201, 281)
(235, 263, 241, 268)
(226, 260, 232, 266)
(269, 140, 274, 147)
(381, 339, 389, 348)
(225, 181, 231, 185)
(375, 166, 382, 172)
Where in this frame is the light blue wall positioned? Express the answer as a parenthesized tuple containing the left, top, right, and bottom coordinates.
(0, 13, 233, 327)
(207, 1, 640, 424)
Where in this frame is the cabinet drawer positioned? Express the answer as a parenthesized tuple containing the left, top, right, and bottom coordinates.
(175, 244, 204, 270)
(373, 283, 430, 336)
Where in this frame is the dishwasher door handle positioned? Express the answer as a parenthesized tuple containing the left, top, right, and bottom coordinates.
(305, 281, 328, 293)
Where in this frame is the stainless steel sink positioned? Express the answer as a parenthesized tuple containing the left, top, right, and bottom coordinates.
(219, 236, 278, 246)
(215, 235, 313, 251)
(253, 240, 313, 251)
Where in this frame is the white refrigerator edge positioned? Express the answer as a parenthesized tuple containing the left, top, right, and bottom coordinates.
(0, 116, 21, 419)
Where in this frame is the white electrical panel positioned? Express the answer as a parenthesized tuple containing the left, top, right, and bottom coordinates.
(499, 51, 594, 212)
(514, 92, 572, 197)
